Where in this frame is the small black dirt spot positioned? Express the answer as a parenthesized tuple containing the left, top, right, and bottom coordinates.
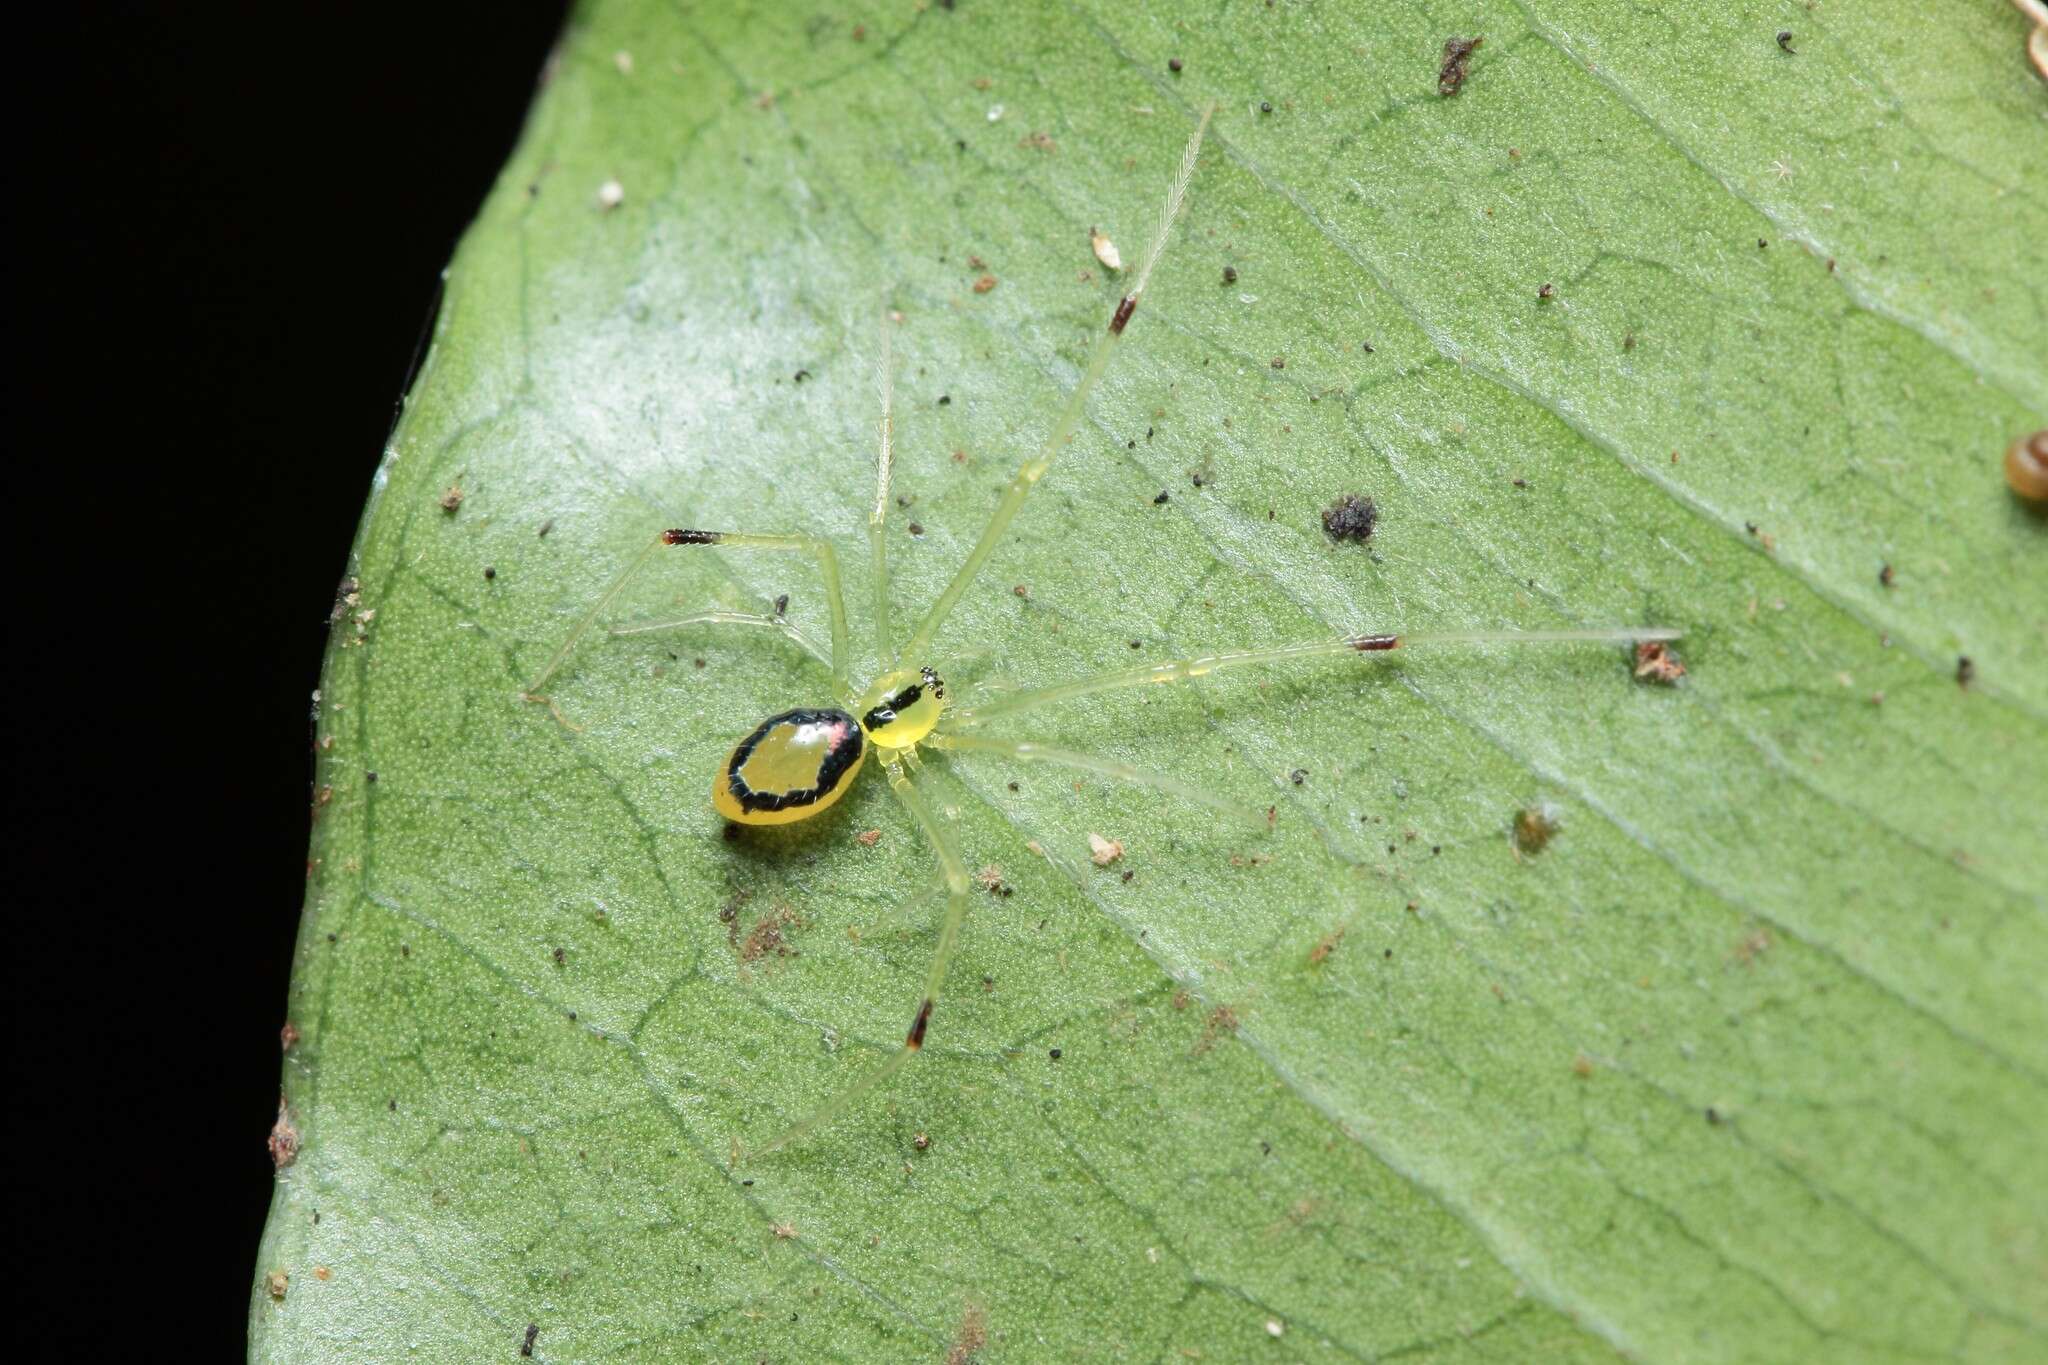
(1321, 493, 1378, 543)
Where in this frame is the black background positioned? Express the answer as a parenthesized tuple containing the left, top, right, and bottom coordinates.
(19, 3, 569, 1353)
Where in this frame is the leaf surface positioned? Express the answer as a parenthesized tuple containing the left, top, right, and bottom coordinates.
(256, 3, 2048, 1360)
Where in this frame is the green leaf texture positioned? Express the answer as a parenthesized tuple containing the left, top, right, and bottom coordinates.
(255, 2, 2047, 1360)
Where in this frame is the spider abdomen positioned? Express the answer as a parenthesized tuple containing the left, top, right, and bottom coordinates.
(714, 708, 867, 825)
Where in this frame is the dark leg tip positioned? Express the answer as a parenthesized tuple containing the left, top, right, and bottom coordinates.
(907, 998, 934, 1049)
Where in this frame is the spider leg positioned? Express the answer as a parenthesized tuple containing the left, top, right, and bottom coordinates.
(927, 731, 1265, 825)
(523, 528, 854, 704)
(754, 755, 972, 1153)
(896, 102, 1215, 669)
(608, 610, 830, 669)
(868, 304, 897, 667)
(951, 627, 1682, 726)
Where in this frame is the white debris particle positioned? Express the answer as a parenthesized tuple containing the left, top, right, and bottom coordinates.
(613, 50, 634, 74)
(1088, 833, 1124, 867)
(987, 103, 1005, 122)
(1266, 1318, 1285, 1337)
(1090, 227, 1123, 271)
(597, 178, 625, 210)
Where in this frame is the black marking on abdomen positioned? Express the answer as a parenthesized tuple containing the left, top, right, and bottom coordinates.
(1109, 295, 1138, 336)
(726, 708, 863, 813)
(663, 528, 722, 546)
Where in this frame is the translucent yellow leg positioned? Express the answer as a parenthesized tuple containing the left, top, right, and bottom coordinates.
(869, 307, 896, 667)
(754, 756, 973, 1153)
(523, 529, 852, 702)
(926, 731, 1266, 825)
(608, 610, 829, 669)
(897, 102, 1216, 669)
(952, 627, 1682, 726)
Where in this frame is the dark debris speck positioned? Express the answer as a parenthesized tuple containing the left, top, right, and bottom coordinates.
(1321, 493, 1378, 543)
(1438, 35, 1484, 96)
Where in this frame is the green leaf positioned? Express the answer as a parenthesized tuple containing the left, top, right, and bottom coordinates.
(255, 3, 2047, 1360)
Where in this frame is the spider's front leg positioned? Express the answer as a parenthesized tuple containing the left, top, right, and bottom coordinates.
(949, 627, 1682, 726)
(523, 528, 854, 706)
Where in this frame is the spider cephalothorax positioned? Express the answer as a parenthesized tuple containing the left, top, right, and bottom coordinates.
(856, 666, 946, 750)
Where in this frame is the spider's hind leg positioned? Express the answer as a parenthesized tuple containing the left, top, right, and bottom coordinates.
(927, 731, 1266, 825)
(751, 756, 972, 1154)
